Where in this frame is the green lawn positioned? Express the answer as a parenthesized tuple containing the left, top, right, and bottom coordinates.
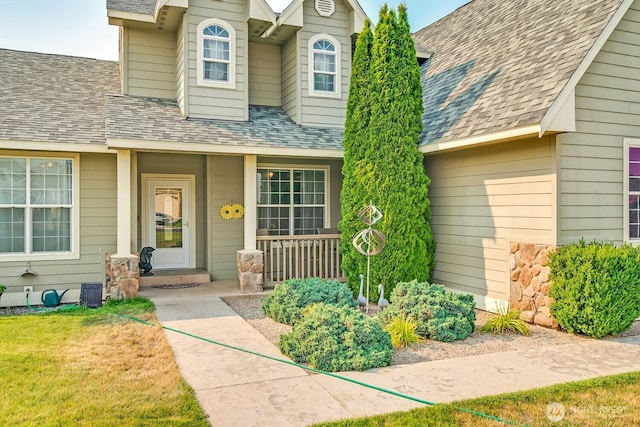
(0, 299, 208, 427)
(313, 371, 640, 426)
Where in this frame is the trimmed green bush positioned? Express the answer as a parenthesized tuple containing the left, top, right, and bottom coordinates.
(549, 240, 640, 338)
(379, 280, 475, 342)
(261, 277, 357, 325)
(279, 303, 393, 372)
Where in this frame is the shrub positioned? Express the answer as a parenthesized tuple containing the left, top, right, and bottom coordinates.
(549, 240, 640, 338)
(261, 277, 357, 325)
(279, 303, 393, 372)
(481, 306, 530, 336)
(384, 313, 421, 348)
(379, 280, 475, 342)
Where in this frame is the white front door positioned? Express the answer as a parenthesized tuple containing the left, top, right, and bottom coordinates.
(143, 175, 195, 269)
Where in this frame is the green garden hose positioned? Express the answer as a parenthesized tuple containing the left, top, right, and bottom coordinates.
(116, 313, 528, 427)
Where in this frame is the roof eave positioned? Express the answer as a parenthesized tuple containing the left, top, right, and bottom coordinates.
(419, 124, 542, 155)
(1, 140, 115, 154)
(106, 138, 344, 158)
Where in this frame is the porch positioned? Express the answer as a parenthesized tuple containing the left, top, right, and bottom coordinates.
(256, 232, 344, 286)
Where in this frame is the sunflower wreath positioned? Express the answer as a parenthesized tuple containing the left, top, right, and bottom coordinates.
(220, 203, 245, 220)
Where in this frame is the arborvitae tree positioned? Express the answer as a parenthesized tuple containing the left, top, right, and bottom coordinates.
(339, 19, 374, 293)
(340, 5, 435, 299)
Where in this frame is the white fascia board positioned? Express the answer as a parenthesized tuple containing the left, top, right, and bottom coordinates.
(249, 0, 277, 24)
(345, 0, 368, 33)
(0, 140, 115, 154)
(107, 138, 344, 158)
(278, 0, 304, 28)
(540, 0, 634, 136)
(162, 0, 188, 9)
(106, 10, 156, 24)
(545, 88, 576, 133)
(419, 125, 541, 155)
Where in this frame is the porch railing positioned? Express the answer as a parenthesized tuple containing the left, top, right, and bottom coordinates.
(257, 234, 344, 285)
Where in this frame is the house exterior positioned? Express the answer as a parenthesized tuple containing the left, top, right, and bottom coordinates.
(0, 0, 366, 306)
(2, 0, 640, 323)
(414, 0, 640, 325)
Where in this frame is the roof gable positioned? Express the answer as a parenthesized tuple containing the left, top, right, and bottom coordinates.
(413, 0, 626, 146)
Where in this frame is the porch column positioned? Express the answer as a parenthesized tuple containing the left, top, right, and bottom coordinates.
(106, 149, 139, 300)
(116, 149, 133, 256)
(244, 154, 258, 250)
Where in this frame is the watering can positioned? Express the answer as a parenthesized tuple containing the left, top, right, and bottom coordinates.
(41, 289, 69, 307)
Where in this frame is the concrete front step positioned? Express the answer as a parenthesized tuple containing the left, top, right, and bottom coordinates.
(140, 269, 211, 287)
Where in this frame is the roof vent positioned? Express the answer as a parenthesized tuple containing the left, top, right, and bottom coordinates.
(315, 0, 335, 17)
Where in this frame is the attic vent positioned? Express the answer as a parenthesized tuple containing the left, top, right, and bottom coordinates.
(315, 0, 335, 17)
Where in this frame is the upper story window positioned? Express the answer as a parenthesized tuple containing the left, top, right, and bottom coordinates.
(197, 18, 236, 89)
(308, 34, 341, 98)
(0, 156, 77, 259)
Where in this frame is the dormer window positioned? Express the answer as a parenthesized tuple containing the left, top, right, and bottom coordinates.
(308, 34, 341, 98)
(197, 18, 236, 88)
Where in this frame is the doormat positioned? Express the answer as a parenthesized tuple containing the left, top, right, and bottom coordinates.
(150, 283, 201, 289)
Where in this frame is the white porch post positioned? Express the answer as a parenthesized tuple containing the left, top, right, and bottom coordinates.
(106, 149, 139, 300)
(244, 154, 257, 250)
(116, 149, 133, 256)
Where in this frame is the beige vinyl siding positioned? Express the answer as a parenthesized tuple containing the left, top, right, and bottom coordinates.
(209, 156, 243, 279)
(123, 28, 176, 99)
(299, 0, 351, 128)
(558, 3, 640, 245)
(248, 43, 282, 106)
(425, 137, 555, 301)
(176, 15, 187, 114)
(281, 35, 299, 122)
(0, 153, 116, 297)
(186, 0, 247, 121)
(137, 153, 207, 269)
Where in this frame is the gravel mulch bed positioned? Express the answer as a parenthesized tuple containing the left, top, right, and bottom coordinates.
(221, 295, 640, 365)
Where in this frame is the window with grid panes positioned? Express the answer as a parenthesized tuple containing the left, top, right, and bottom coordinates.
(0, 157, 73, 254)
(257, 168, 326, 235)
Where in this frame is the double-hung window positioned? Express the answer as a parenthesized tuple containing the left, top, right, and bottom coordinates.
(197, 18, 236, 88)
(0, 156, 74, 255)
(257, 167, 327, 235)
(308, 34, 341, 98)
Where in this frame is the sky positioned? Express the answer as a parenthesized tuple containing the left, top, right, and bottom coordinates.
(0, 0, 469, 61)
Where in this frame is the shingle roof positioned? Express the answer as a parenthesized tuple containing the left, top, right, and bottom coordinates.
(106, 95, 344, 151)
(0, 49, 120, 144)
(413, 0, 624, 145)
(106, 0, 156, 16)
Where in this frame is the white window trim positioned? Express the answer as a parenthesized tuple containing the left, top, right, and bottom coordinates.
(0, 153, 80, 262)
(308, 34, 341, 99)
(257, 164, 330, 235)
(196, 18, 236, 89)
(624, 138, 640, 244)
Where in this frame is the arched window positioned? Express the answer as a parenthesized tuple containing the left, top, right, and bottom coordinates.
(197, 19, 235, 88)
(308, 34, 341, 97)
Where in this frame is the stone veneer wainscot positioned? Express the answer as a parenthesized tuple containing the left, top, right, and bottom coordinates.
(509, 242, 557, 328)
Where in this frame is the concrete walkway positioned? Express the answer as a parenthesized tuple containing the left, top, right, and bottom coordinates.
(142, 284, 640, 427)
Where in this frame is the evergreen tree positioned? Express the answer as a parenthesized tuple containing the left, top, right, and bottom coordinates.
(339, 19, 374, 292)
(340, 5, 435, 299)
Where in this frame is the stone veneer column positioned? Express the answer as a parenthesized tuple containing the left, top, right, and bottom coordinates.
(509, 242, 557, 328)
(237, 249, 263, 293)
(106, 253, 140, 299)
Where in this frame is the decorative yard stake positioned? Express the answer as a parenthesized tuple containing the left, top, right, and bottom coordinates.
(352, 202, 386, 314)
